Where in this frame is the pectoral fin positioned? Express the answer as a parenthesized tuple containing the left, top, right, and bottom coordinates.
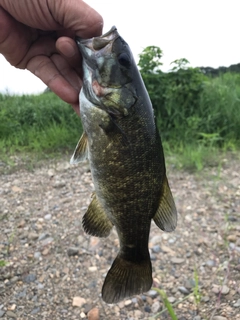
(82, 193, 113, 237)
(153, 175, 177, 232)
(70, 132, 88, 164)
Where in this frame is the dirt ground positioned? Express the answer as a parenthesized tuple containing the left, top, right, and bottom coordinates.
(0, 154, 240, 320)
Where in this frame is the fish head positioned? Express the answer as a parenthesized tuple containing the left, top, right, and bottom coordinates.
(76, 26, 140, 117)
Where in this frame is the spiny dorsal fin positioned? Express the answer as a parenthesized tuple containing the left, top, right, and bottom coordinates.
(70, 132, 88, 164)
(153, 175, 177, 232)
(82, 193, 113, 238)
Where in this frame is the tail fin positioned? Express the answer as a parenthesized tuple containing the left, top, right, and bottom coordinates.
(102, 253, 152, 303)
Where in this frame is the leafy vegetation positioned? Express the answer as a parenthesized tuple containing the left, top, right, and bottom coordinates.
(0, 92, 82, 154)
(0, 45, 239, 170)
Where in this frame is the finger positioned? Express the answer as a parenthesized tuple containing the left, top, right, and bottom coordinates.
(27, 54, 81, 115)
(56, 37, 82, 69)
(0, 0, 103, 38)
(46, 0, 104, 38)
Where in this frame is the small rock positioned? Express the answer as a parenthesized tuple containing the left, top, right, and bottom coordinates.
(10, 276, 18, 284)
(134, 310, 143, 318)
(72, 297, 86, 308)
(38, 233, 49, 241)
(80, 311, 86, 318)
(152, 245, 161, 253)
(193, 316, 201, 320)
(40, 237, 54, 246)
(37, 283, 44, 290)
(44, 214, 52, 220)
(171, 257, 185, 264)
(151, 301, 160, 313)
(67, 247, 79, 256)
(88, 266, 97, 272)
(28, 232, 39, 240)
(147, 289, 158, 298)
(201, 296, 210, 302)
(212, 317, 228, 320)
(23, 274, 37, 283)
(144, 306, 151, 313)
(34, 252, 41, 259)
(212, 285, 229, 295)
(227, 234, 237, 242)
(206, 259, 216, 267)
(178, 286, 190, 295)
(87, 307, 100, 320)
(6, 311, 17, 318)
(0, 310, 5, 318)
(53, 181, 66, 188)
(31, 307, 40, 314)
(168, 296, 176, 303)
(118, 301, 125, 309)
(233, 298, 240, 307)
(124, 300, 132, 307)
(150, 235, 162, 244)
(7, 304, 16, 311)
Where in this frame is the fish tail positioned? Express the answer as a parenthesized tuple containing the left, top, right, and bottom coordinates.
(101, 252, 152, 303)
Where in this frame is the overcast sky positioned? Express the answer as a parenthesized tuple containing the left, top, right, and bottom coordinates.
(0, 0, 239, 95)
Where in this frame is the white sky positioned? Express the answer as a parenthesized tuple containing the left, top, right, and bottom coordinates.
(0, 0, 240, 95)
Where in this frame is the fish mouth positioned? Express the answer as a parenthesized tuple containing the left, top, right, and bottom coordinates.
(76, 26, 119, 54)
(75, 27, 121, 108)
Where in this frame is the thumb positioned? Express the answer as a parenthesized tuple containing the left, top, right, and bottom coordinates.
(48, 0, 103, 38)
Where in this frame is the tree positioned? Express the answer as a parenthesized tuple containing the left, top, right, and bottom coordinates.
(138, 46, 163, 74)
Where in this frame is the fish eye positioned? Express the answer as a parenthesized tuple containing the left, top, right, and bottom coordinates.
(118, 53, 131, 68)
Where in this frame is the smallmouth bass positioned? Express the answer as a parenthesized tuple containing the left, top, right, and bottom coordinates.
(71, 26, 177, 303)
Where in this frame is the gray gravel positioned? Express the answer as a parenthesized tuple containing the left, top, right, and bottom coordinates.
(0, 155, 240, 319)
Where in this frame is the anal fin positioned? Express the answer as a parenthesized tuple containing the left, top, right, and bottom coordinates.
(153, 175, 177, 232)
(83, 193, 113, 238)
(70, 131, 88, 164)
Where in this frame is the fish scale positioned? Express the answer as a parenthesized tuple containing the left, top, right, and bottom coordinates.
(71, 26, 177, 303)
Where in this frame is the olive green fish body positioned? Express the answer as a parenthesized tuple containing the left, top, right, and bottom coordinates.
(71, 27, 177, 303)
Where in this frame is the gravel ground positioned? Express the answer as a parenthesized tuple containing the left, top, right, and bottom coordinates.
(0, 154, 240, 320)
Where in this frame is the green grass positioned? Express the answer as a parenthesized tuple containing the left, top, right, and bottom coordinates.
(0, 71, 239, 171)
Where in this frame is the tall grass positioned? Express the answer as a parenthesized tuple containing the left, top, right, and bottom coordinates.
(0, 72, 239, 170)
(0, 92, 82, 155)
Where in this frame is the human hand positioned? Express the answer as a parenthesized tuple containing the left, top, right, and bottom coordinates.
(0, 0, 103, 114)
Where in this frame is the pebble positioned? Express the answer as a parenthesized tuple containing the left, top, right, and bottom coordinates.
(124, 300, 132, 307)
(72, 297, 86, 307)
(178, 286, 190, 294)
(38, 233, 49, 241)
(87, 307, 100, 320)
(168, 296, 176, 303)
(34, 252, 41, 259)
(40, 237, 54, 246)
(28, 232, 39, 240)
(171, 257, 185, 264)
(150, 235, 162, 244)
(88, 266, 98, 272)
(134, 310, 143, 318)
(152, 245, 161, 253)
(151, 301, 160, 313)
(212, 317, 228, 320)
(206, 259, 216, 267)
(227, 234, 237, 242)
(0, 310, 5, 318)
(212, 285, 229, 295)
(31, 307, 40, 314)
(6, 311, 17, 318)
(193, 316, 201, 320)
(233, 299, 240, 307)
(144, 306, 151, 313)
(53, 181, 66, 188)
(23, 274, 37, 283)
(37, 283, 44, 289)
(147, 289, 158, 298)
(67, 247, 79, 256)
(44, 214, 52, 220)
